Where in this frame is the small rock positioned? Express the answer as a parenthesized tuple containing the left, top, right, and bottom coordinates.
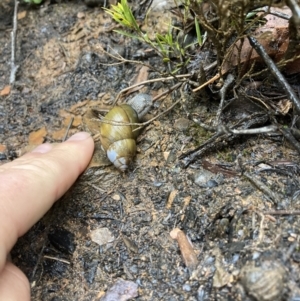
(193, 168, 214, 187)
(174, 118, 190, 131)
(99, 279, 138, 301)
(90, 227, 115, 246)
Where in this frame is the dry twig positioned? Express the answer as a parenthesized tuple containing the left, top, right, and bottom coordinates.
(264, 210, 300, 216)
(113, 75, 190, 105)
(10, 0, 19, 85)
(170, 228, 198, 271)
(62, 117, 74, 142)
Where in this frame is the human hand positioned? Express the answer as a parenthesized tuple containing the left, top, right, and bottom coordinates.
(0, 132, 94, 301)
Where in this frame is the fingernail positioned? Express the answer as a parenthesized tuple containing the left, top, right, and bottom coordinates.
(31, 143, 53, 154)
(67, 132, 91, 141)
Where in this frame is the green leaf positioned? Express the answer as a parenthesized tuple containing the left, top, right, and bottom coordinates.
(114, 30, 141, 40)
(166, 33, 173, 46)
(195, 17, 202, 46)
(171, 66, 182, 74)
(104, 0, 139, 30)
(143, 33, 151, 43)
(23, 0, 43, 3)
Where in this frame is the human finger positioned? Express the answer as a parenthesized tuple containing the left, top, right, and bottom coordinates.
(0, 261, 30, 301)
(0, 132, 94, 274)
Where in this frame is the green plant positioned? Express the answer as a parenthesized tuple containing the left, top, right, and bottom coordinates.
(105, 0, 203, 72)
(23, 0, 43, 4)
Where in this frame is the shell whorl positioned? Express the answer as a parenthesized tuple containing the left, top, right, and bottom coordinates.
(100, 104, 139, 171)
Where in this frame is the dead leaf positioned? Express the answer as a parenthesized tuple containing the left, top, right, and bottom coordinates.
(166, 189, 178, 209)
(17, 11, 27, 20)
(52, 128, 67, 141)
(163, 151, 170, 161)
(202, 160, 237, 177)
(213, 263, 233, 288)
(83, 108, 101, 135)
(68, 100, 89, 112)
(0, 144, 6, 152)
(96, 291, 106, 299)
(224, 7, 291, 72)
(122, 236, 139, 253)
(61, 115, 82, 128)
(134, 65, 149, 84)
(212, 248, 233, 288)
(111, 194, 121, 201)
(276, 99, 292, 115)
(182, 196, 192, 210)
(153, 120, 161, 127)
(28, 127, 47, 145)
(124, 66, 150, 95)
(0, 85, 11, 96)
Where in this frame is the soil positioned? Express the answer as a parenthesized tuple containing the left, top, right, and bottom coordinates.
(1, 1, 300, 301)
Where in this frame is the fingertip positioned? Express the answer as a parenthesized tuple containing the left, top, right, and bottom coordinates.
(63, 132, 94, 160)
(0, 132, 95, 260)
(30, 132, 93, 155)
(62, 131, 94, 173)
(66, 131, 92, 142)
(0, 262, 30, 301)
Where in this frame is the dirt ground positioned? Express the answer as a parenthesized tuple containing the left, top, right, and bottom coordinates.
(1, 1, 300, 300)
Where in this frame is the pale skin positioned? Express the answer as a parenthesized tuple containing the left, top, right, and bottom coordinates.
(0, 132, 94, 301)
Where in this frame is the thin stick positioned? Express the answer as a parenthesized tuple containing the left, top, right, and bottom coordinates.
(248, 36, 300, 114)
(170, 228, 198, 271)
(100, 44, 154, 71)
(279, 126, 300, 155)
(256, 212, 265, 245)
(152, 82, 182, 102)
(43, 255, 71, 265)
(30, 243, 46, 282)
(98, 44, 192, 104)
(243, 171, 280, 204)
(114, 75, 190, 104)
(192, 73, 220, 92)
(10, 0, 19, 85)
(62, 117, 74, 142)
(96, 97, 181, 129)
(286, 0, 300, 25)
(132, 97, 181, 131)
(86, 182, 105, 193)
(264, 210, 300, 216)
(213, 73, 234, 126)
(229, 125, 277, 135)
(96, 82, 183, 129)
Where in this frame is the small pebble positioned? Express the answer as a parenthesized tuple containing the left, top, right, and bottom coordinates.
(182, 283, 191, 292)
(174, 118, 190, 131)
(206, 179, 218, 188)
(77, 12, 85, 19)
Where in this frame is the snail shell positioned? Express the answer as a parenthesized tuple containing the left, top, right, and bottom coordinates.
(100, 104, 140, 171)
